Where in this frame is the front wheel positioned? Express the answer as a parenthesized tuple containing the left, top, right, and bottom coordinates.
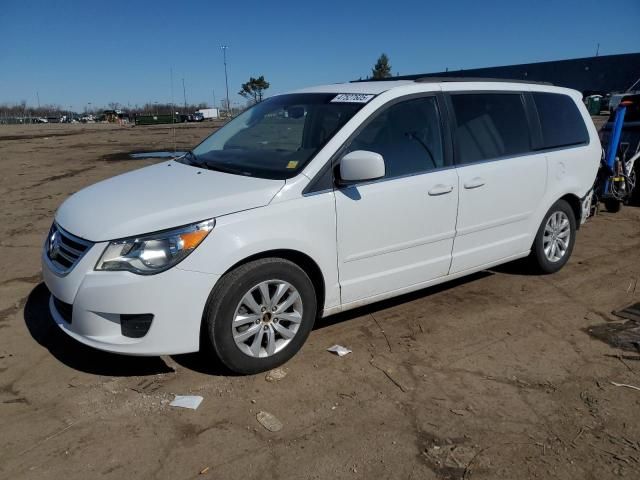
(530, 199, 576, 274)
(204, 258, 317, 374)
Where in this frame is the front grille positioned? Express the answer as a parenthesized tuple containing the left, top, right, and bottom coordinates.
(52, 296, 73, 324)
(46, 223, 93, 275)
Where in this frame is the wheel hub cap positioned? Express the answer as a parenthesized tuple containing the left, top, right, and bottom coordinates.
(232, 280, 303, 358)
(543, 211, 571, 263)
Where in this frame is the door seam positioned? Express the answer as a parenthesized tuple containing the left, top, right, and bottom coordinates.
(447, 167, 461, 274)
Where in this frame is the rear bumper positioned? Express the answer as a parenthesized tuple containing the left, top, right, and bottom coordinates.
(43, 244, 221, 356)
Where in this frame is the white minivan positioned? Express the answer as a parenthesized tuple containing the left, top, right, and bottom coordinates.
(43, 79, 601, 373)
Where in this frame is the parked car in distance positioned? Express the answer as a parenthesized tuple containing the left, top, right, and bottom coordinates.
(42, 79, 601, 374)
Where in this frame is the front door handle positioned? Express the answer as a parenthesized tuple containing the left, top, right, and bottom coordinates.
(463, 177, 485, 189)
(428, 184, 454, 196)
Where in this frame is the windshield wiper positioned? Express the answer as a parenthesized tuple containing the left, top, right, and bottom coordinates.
(180, 150, 198, 165)
(202, 159, 253, 177)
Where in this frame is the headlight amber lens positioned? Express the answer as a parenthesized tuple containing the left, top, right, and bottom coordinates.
(95, 219, 214, 275)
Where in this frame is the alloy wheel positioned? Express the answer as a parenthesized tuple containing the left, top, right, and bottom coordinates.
(232, 280, 303, 358)
(543, 211, 571, 262)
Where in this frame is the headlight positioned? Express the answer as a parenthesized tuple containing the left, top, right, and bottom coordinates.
(95, 219, 215, 275)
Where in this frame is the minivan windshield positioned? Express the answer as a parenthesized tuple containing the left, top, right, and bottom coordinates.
(180, 93, 369, 179)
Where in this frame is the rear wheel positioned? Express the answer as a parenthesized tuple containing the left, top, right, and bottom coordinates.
(630, 163, 640, 205)
(204, 258, 317, 374)
(530, 200, 576, 274)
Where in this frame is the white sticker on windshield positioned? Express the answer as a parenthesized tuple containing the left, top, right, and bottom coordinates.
(330, 93, 375, 103)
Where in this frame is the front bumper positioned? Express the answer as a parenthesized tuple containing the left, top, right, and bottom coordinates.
(42, 241, 221, 356)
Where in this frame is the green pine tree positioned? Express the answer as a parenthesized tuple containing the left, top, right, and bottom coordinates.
(371, 54, 392, 79)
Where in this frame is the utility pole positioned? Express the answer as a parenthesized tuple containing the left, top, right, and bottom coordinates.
(595, 43, 600, 57)
(212, 88, 216, 109)
(182, 77, 187, 111)
(221, 45, 230, 114)
(36, 92, 40, 109)
(171, 68, 176, 151)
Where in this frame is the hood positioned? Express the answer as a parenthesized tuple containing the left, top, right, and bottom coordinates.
(55, 161, 284, 241)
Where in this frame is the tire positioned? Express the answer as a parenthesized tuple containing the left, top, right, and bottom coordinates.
(204, 258, 317, 374)
(604, 198, 622, 213)
(530, 199, 576, 274)
(630, 163, 640, 205)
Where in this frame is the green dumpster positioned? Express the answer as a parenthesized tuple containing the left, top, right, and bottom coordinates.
(134, 114, 179, 126)
(586, 95, 602, 115)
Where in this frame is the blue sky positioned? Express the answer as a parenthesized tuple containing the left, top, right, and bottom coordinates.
(1, 0, 639, 111)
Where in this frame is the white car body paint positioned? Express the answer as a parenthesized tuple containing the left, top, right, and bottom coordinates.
(42, 80, 601, 356)
(55, 161, 285, 241)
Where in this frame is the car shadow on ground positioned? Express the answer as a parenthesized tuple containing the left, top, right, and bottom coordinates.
(488, 257, 539, 276)
(24, 268, 521, 377)
(171, 271, 497, 375)
(313, 270, 494, 330)
(24, 283, 175, 376)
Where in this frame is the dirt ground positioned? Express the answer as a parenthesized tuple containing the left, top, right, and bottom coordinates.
(1, 120, 640, 480)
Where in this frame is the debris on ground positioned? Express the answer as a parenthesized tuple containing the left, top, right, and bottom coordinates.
(614, 302, 640, 322)
(327, 345, 352, 357)
(585, 320, 640, 352)
(256, 411, 283, 432)
(169, 395, 203, 410)
(369, 356, 411, 392)
(265, 368, 287, 382)
(611, 381, 640, 392)
(199, 466, 210, 475)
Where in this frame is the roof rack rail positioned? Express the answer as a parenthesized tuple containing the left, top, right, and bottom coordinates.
(413, 76, 553, 86)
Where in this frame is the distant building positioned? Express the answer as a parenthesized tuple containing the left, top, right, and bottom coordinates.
(390, 52, 640, 96)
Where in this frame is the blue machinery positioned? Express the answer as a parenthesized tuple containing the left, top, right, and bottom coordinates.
(602, 104, 627, 194)
(595, 99, 639, 212)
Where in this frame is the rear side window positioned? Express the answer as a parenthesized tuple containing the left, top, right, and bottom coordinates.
(532, 92, 589, 149)
(450, 93, 531, 164)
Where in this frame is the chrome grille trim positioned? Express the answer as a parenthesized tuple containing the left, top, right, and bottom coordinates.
(45, 223, 94, 276)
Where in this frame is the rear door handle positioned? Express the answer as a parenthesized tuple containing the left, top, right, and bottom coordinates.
(428, 184, 454, 196)
(463, 177, 485, 189)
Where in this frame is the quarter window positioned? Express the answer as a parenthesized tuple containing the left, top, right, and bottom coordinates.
(450, 93, 531, 164)
(348, 96, 444, 179)
(532, 92, 589, 149)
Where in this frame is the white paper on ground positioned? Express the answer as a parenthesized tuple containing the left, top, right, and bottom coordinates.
(170, 395, 204, 409)
(327, 345, 352, 357)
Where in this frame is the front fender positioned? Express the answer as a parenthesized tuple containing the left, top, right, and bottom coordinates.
(177, 194, 340, 310)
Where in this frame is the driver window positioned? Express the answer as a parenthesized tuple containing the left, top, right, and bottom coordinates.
(348, 96, 444, 179)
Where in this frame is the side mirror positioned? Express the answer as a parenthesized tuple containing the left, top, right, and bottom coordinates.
(337, 150, 385, 185)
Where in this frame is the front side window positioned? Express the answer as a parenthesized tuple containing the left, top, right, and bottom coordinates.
(183, 94, 367, 179)
(532, 92, 589, 149)
(450, 93, 531, 164)
(348, 96, 444, 179)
